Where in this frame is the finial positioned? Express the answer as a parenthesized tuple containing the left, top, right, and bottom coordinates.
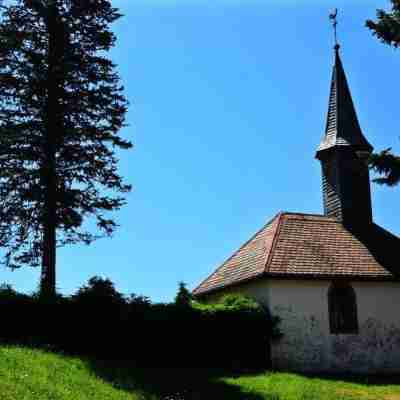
(329, 8, 340, 50)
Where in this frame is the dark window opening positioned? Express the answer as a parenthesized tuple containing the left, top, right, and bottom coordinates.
(328, 282, 359, 334)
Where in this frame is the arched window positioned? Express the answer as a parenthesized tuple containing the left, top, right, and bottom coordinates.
(328, 282, 358, 334)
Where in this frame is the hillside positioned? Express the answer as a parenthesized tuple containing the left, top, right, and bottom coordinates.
(0, 345, 399, 400)
(0, 346, 142, 400)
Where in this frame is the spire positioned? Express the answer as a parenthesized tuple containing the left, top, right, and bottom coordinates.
(316, 16, 374, 229)
(317, 43, 373, 231)
(316, 46, 373, 156)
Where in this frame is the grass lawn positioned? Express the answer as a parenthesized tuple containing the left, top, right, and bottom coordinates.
(0, 346, 143, 400)
(224, 373, 400, 400)
(0, 345, 399, 400)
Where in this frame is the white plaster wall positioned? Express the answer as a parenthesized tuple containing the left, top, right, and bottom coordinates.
(268, 280, 330, 372)
(268, 279, 400, 374)
(205, 279, 400, 374)
(331, 281, 400, 374)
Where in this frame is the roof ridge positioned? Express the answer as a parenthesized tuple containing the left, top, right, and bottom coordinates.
(263, 213, 285, 274)
(192, 212, 281, 295)
(373, 223, 400, 240)
(281, 212, 339, 223)
(280, 211, 331, 218)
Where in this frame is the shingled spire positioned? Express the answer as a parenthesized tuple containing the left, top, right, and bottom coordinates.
(317, 46, 373, 154)
(316, 45, 374, 230)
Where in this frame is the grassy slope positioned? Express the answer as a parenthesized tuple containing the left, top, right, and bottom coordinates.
(224, 373, 400, 400)
(0, 346, 399, 400)
(0, 347, 142, 400)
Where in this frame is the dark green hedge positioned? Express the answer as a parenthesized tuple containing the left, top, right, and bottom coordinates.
(0, 280, 281, 370)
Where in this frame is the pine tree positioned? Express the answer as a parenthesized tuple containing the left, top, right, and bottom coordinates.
(366, 1, 400, 186)
(174, 282, 192, 308)
(369, 150, 400, 186)
(0, 0, 132, 299)
(366, 0, 400, 47)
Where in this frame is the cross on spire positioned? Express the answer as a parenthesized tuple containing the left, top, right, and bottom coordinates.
(329, 8, 340, 49)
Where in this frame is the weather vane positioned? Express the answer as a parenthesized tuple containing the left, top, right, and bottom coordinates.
(329, 8, 339, 49)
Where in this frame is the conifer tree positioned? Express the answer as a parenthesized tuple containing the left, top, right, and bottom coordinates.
(0, 0, 132, 299)
(367, 1, 400, 186)
(369, 150, 400, 186)
(366, 0, 400, 47)
(174, 282, 192, 308)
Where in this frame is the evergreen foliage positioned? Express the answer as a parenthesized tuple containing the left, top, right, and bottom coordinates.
(0, 279, 281, 370)
(0, 0, 131, 298)
(367, 1, 400, 186)
(72, 276, 126, 306)
(369, 149, 400, 186)
(366, 0, 400, 47)
(174, 281, 192, 307)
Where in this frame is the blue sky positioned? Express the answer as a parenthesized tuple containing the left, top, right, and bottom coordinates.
(1, 0, 399, 302)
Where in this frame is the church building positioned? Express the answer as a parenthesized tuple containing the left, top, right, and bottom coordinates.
(193, 44, 400, 374)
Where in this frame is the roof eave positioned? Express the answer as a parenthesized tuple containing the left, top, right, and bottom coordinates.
(193, 271, 399, 298)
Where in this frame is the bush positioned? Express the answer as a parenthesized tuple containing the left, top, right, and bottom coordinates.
(0, 281, 281, 371)
(191, 294, 281, 369)
(72, 276, 126, 307)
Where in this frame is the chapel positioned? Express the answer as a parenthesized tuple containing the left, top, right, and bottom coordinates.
(193, 44, 400, 373)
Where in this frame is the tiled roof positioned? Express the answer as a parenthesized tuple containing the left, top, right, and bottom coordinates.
(317, 47, 373, 154)
(193, 213, 400, 296)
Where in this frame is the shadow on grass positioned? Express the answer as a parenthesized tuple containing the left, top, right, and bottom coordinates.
(86, 360, 275, 400)
(1, 340, 276, 399)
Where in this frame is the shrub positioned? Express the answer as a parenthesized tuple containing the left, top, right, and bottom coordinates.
(0, 281, 281, 371)
(72, 276, 126, 307)
(189, 294, 281, 369)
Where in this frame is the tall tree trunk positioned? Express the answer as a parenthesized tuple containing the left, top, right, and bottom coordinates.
(40, 2, 60, 300)
(40, 115, 57, 299)
(40, 165, 56, 299)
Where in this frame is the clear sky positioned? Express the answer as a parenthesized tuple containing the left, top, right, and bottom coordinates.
(1, 0, 399, 302)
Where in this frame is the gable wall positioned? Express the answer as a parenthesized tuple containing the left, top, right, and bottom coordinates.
(270, 279, 400, 374)
(202, 279, 400, 374)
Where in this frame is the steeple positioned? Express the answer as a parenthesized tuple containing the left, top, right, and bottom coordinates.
(316, 44, 374, 230)
(317, 45, 373, 155)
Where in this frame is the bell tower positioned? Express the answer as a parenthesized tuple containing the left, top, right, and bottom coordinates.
(316, 44, 374, 231)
